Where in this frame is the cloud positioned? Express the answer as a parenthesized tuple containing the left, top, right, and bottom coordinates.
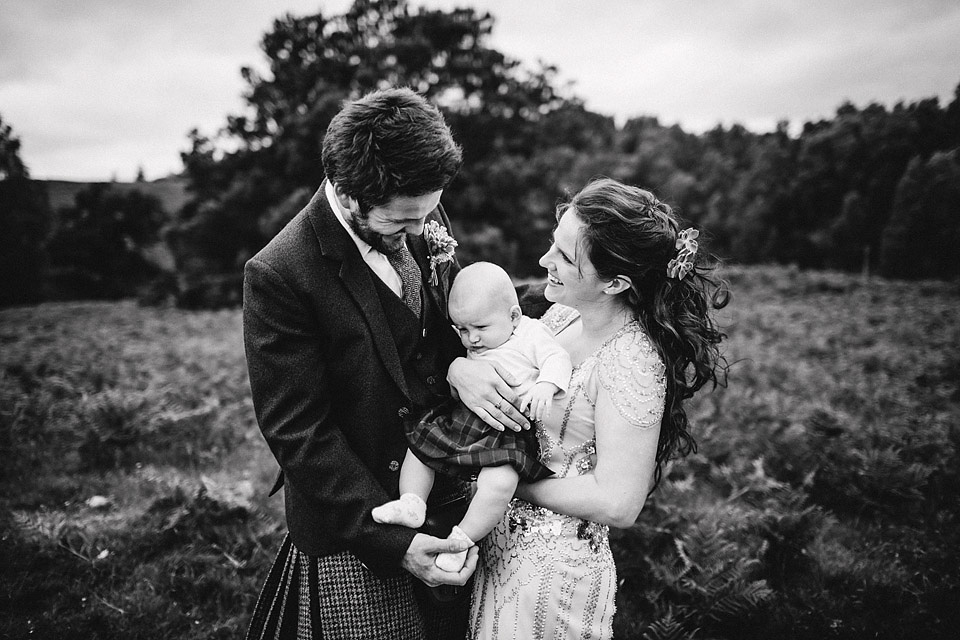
(1, 0, 957, 180)
(466, 0, 960, 129)
(0, 0, 340, 179)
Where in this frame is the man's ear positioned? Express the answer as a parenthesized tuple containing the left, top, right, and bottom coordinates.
(333, 182, 360, 215)
(509, 305, 523, 327)
(603, 276, 633, 296)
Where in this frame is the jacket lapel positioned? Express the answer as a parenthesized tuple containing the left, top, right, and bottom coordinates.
(307, 182, 411, 399)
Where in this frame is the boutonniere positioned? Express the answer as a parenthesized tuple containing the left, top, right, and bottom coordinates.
(423, 220, 457, 286)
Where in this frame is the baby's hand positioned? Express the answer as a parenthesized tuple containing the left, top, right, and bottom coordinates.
(519, 381, 560, 423)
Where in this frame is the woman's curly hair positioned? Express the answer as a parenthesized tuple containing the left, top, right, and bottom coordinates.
(559, 177, 729, 491)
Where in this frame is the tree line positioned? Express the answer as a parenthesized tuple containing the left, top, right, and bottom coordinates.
(2, 0, 958, 308)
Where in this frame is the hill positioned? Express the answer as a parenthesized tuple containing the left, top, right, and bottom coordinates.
(43, 175, 191, 214)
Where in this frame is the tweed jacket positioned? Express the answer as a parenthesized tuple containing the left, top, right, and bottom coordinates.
(243, 182, 463, 576)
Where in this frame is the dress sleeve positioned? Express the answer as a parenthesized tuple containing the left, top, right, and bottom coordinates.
(595, 327, 667, 429)
(539, 304, 580, 336)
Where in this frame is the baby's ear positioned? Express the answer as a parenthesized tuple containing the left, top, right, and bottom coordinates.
(510, 305, 523, 326)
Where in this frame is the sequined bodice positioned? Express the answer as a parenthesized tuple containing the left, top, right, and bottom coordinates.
(469, 303, 667, 640)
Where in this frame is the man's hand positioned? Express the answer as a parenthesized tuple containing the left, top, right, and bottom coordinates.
(447, 357, 528, 432)
(519, 381, 560, 423)
(401, 533, 478, 587)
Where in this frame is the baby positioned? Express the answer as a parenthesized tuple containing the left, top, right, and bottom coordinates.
(373, 261, 572, 571)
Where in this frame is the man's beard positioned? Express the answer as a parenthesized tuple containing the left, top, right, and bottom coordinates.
(348, 212, 406, 254)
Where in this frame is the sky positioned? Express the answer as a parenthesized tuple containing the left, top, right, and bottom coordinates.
(1, 0, 958, 182)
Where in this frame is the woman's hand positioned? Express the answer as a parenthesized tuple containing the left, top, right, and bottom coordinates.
(447, 357, 528, 432)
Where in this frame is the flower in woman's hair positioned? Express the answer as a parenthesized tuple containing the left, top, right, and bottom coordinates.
(666, 256, 694, 280)
(675, 228, 699, 253)
(423, 220, 458, 285)
(666, 228, 699, 280)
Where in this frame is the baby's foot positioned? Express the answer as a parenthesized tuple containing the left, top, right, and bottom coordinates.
(435, 526, 473, 572)
(372, 493, 426, 528)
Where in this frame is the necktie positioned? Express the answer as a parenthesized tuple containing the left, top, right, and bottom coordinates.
(386, 243, 422, 318)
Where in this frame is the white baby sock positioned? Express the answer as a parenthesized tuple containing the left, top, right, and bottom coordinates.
(435, 525, 473, 573)
(372, 493, 427, 528)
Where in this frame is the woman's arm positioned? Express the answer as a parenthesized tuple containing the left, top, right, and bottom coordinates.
(516, 383, 661, 528)
(517, 328, 666, 528)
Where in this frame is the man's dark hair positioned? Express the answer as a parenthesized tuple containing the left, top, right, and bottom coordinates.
(321, 87, 463, 213)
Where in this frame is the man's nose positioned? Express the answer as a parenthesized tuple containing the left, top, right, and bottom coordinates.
(407, 219, 427, 235)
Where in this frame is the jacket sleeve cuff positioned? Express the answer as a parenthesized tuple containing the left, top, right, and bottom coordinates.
(351, 522, 419, 577)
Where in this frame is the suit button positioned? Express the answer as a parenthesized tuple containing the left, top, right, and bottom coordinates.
(426, 375, 437, 385)
(388, 460, 400, 472)
(415, 352, 423, 360)
(397, 407, 410, 418)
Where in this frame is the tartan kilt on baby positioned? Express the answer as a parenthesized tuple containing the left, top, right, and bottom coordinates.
(405, 399, 554, 482)
(244, 535, 467, 640)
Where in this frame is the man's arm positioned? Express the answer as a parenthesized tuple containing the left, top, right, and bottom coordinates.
(243, 257, 416, 574)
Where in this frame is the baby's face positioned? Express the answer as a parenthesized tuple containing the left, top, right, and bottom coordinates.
(449, 298, 517, 355)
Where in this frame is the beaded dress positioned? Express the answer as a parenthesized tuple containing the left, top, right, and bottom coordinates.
(468, 304, 667, 639)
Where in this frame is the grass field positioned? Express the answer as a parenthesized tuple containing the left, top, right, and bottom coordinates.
(2, 265, 958, 639)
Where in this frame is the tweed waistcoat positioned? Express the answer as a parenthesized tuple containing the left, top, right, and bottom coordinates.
(370, 269, 458, 410)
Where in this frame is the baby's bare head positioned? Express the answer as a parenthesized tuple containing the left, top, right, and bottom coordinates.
(448, 262, 520, 333)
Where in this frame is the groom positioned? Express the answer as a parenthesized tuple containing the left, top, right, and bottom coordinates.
(243, 88, 480, 639)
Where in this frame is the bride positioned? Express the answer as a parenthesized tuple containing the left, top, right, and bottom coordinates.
(449, 177, 728, 638)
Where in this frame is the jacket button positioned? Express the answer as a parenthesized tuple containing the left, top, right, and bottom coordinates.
(426, 375, 437, 385)
(397, 407, 409, 418)
(388, 460, 400, 472)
